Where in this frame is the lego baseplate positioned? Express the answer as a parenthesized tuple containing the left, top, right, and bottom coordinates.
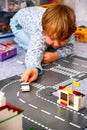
(0, 56, 87, 130)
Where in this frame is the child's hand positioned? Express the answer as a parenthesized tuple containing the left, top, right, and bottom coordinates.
(21, 68, 39, 83)
(42, 52, 59, 64)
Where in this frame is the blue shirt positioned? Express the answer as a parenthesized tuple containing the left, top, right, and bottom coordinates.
(10, 6, 74, 75)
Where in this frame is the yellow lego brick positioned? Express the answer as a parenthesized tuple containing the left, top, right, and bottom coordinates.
(74, 27, 87, 42)
(63, 87, 73, 94)
(72, 81, 80, 88)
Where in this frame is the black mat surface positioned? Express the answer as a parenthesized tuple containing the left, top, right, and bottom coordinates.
(0, 56, 87, 130)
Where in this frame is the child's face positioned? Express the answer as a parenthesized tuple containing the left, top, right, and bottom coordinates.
(45, 35, 68, 49)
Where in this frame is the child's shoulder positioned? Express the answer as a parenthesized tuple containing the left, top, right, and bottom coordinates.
(18, 6, 46, 14)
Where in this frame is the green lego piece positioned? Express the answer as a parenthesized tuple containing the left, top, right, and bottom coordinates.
(28, 128, 34, 130)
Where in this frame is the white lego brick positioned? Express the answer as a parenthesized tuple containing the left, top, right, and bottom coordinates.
(73, 96, 79, 111)
(21, 82, 30, 92)
(78, 96, 85, 110)
(0, 91, 6, 107)
(0, 91, 5, 97)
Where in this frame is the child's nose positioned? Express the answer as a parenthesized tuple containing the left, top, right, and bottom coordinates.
(53, 40, 59, 48)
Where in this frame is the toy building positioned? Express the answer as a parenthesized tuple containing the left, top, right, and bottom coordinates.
(57, 81, 85, 111)
(0, 91, 24, 130)
(74, 26, 87, 42)
(0, 42, 17, 61)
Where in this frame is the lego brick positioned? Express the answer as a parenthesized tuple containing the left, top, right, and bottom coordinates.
(0, 42, 17, 61)
(74, 27, 87, 42)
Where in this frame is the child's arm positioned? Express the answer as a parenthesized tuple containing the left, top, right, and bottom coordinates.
(25, 34, 47, 75)
(42, 36, 75, 63)
(56, 36, 74, 58)
(42, 52, 59, 64)
(21, 68, 39, 83)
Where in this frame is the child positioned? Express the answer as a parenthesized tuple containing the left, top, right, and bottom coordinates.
(10, 4, 76, 83)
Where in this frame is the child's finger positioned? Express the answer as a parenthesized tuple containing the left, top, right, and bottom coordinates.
(28, 74, 38, 83)
(21, 73, 29, 82)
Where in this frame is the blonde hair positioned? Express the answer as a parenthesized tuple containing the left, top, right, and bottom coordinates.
(42, 4, 76, 40)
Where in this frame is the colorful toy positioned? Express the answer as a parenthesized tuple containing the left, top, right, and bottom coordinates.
(0, 42, 17, 61)
(0, 0, 27, 12)
(74, 26, 87, 42)
(21, 82, 30, 92)
(0, 22, 11, 34)
(0, 91, 23, 130)
(57, 81, 85, 111)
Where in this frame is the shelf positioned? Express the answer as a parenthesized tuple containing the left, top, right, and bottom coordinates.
(0, 33, 14, 39)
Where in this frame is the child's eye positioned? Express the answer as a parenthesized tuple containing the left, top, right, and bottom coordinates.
(50, 37, 54, 40)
